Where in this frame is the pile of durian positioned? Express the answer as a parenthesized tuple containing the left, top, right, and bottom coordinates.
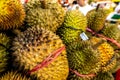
(0, 0, 120, 80)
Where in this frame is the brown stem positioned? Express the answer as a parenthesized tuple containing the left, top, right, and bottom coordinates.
(40, 0, 46, 9)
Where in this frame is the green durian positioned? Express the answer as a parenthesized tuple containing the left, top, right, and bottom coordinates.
(90, 37, 116, 72)
(0, 71, 30, 80)
(11, 25, 69, 80)
(86, 8, 109, 32)
(0, 0, 25, 30)
(92, 72, 114, 80)
(0, 46, 9, 74)
(0, 33, 10, 48)
(101, 23, 120, 40)
(101, 23, 120, 49)
(25, 0, 65, 32)
(0, 33, 10, 74)
(63, 10, 87, 31)
(67, 40, 101, 80)
(57, 10, 87, 45)
(57, 26, 82, 45)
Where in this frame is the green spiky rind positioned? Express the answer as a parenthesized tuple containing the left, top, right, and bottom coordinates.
(25, 0, 41, 11)
(86, 9, 109, 32)
(64, 10, 87, 31)
(111, 53, 120, 73)
(0, 71, 30, 80)
(67, 41, 101, 80)
(25, 1, 65, 32)
(0, 33, 10, 74)
(0, 33, 10, 48)
(0, 0, 25, 30)
(0, 46, 9, 73)
(26, 8, 59, 32)
(57, 26, 81, 45)
(101, 23, 120, 40)
(12, 25, 69, 80)
(46, 3, 65, 28)
(92, 72, 114, 80)
(90, 37, 116, 72)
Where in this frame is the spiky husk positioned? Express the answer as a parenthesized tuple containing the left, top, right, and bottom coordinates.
(57, 26, 81, 45)
(90, 37, 116, 72)
(86, 8, 109, 32)
(101, 23, 120, 40)
(0, 46, 9, 74)
(57, 10, 87, 45)
(92, 72, 114, 80)
(0, 0, 25, 30)
(25, 0, 65, 32)
(0, 33, 10, 48)
(67, 40, 101, 80)
(63, 10, 87, 31)
(11, 25, 69, 80)
(0, 71, 30, 80)
(101, 23, 120, 49)
(0, 33, 10, 74)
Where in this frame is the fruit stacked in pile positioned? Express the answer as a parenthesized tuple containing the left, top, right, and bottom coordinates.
(0, 0, 120, 80)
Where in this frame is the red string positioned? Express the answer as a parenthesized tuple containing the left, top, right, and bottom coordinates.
(86, 28, 120, 48)
(27, 46, 66, 74)
(25, 0, 28, 3)
(116, 69, 120, 80)
(70, 69, 96, 78)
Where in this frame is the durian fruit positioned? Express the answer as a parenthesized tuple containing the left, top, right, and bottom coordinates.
(0, 33, 10, 74)
(57, 10, 87, 45)
(63, 10, 87, 32)
(101, 23, 120, 49)
(25, 0, 65, 32)
(90, 37, 116, 72)
(86, 8, 109, 32)
(0, 0, 25, 30)
(11, 25, 69, 80)
(0, 46, 9, 74)
(101, 23, 120, 40)
(0, 71, 30, 80)
(0, 33, 10, 48)
(67, 40, 101, 80)
(92, 72, 114, 80)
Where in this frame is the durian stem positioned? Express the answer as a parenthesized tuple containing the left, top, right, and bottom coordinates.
(27, 46, 66, 74)
(86, 28, 120, 48)
(96, 4, 100, 11)
(40, 0, 47, 9)
(70, 69, 96, 78)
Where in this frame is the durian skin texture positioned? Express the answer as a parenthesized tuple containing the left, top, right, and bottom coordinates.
(67, 41, 101, 80)
(86, 9, 109, 32)
(57, 10, 87, 45)
(12, 25, 69, 80)
(0, 71, 30, 80)
(0, 33, 10, 74)
(0, 0, 25, 30)
(92, 72, 114, 80)
(0, 46, 9, 74)
(63, 10, 87, 31)
(25, 0, 65, 32)
(101, 23, 120, 40)
(90, 37, 116, 72)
